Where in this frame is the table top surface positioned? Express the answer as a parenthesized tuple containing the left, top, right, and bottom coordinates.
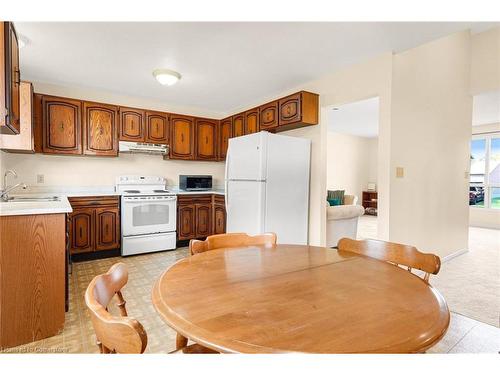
(152, 244, 450, 353)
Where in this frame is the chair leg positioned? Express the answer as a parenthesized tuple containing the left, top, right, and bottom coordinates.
(176, 333, 188, 350)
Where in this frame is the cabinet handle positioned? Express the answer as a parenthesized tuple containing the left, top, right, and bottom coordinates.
(60, 122, 64, 131)
(156, 123, 159, 133)
(79, 227, 82, 238)
(99, 126, 104, 135)
(181, 133, 184, 142)
(205, 136, 208, 144)
(105, 224, 109, 235)
(14, 68, 21, 85)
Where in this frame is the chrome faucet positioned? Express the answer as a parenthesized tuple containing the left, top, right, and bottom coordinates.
(1, 169, 27, 202)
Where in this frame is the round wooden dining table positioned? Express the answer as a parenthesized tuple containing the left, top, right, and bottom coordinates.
(152, 244, 450, 353)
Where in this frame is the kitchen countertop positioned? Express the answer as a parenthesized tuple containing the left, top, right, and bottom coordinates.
(0, 194, 73, 217)
(0, 186, 225, 216)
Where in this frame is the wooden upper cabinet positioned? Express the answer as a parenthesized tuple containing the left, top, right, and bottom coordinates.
(218, 117, 232, 161)
(244, 108, 260, 135)
(170, 114, 194, 160)
(119, 107, 145, 142)
(42, 95, 82, 155)
(1, 22, 21, 135)
(232, 113, 245, 138)
(82, 102, 118, 156)
(278, 91, 319, 130)
(259, 101, 278, 131)
(195, 118, 217, 161)
(145, 111, 169, 144)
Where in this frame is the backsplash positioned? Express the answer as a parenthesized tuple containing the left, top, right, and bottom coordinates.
(0, 151, 226, 189)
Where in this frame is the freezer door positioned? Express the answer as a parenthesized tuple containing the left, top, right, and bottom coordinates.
(226, 132, 267, 181)
(226, 180, 266, 235)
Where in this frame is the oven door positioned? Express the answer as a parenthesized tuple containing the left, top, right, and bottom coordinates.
(122, 195, 177, 236)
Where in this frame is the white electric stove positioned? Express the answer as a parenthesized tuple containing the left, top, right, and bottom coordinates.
(116, 176, 177, 256)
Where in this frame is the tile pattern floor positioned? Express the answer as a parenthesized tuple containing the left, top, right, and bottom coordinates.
(358, 215, 500, 328)
(3, 240, 499, 354)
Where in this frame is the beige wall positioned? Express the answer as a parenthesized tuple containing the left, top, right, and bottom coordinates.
(389, 31, 472, 257)
(470, 122, 500, 229)
(470, 27, 500, 95)
(327, 132, 378, 201)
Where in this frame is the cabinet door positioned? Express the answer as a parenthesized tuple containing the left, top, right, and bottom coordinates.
(219, 117, 232, 161)
(195, 204, 212, 238)
(232, 113, 245, 138)
(279, 92, 302, 126)
(119, 107, 145, 142)
(170, 115, 194, 160)
(0, 22, 20, 134)
(95, 207, 120, 251)
(83, 102, 118, 156)
(69, 208, 94, 254)
(42, 95, 82, 154)
(244, 108, 260, 135)
(145, 111, 169, 144)
(178, 204, 196, 240)
(213, 205, 226, 235)
(259, 101, 278, 130)
(195, 118, 217, 160)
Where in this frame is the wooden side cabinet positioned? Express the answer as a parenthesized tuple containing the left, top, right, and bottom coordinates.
(119, 107, 145, 142)
(232, 113, 245, 138)
(195, 203, 212, 237)
(244, 108, 260, 135)
(0, 21, 21, 135)
(67, 196, 120, 254)
(218, 117, 232, 161)
(195, 118, 217, 160)
(41, 95, 82, 155)
(213, 194, 226, 235)
(278, 91, 319, 131)
(82, 101, 119, 156)
(170, 114, 194, 160)
(177, 204, 196, 240)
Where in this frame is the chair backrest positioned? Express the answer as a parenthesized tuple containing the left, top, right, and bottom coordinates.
(84, 263, 147, 353)
(337, 238, 441, 282)
(190, 232, 277, 255)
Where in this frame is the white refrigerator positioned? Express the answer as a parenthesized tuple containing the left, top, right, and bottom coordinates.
(225, 131, 311, 245)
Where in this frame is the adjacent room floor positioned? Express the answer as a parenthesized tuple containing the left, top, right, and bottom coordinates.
(358, 214, 500, 328)
(3, 241, 499, 354)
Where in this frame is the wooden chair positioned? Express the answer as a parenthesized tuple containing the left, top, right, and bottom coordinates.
(337, 238, 441, 283)
(85, 263, 216, 354)
(189, 232, 278, 255)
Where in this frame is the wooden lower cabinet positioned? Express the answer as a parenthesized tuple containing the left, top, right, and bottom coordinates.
(67, 196, 120, 254)
(177, 194, 225, 241)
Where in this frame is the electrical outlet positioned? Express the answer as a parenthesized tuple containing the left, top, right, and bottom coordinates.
(396, 167, 404, 178)
(37, 174, 45, 184)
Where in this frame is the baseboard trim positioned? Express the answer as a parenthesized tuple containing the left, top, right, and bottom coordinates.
(442, 249, 468, 263)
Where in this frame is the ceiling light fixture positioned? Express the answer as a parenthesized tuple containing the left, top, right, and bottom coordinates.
(152, 69, 181, 86)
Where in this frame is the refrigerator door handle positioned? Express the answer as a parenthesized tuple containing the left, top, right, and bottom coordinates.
(224, 150, 230, 210)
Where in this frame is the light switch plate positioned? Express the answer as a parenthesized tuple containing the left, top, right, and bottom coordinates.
(396, 167, 404, 178)
(37, 174, 44, 184)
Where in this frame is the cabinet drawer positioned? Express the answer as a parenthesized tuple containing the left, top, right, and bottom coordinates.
(68, 196, 119, 208)
(177, 194, 212, 205)
(213, 194, 225, 205)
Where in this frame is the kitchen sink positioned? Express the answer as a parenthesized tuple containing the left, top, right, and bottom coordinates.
(7, 196, 61, 202)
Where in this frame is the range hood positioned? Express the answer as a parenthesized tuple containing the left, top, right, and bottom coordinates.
(119, 141, 169, 156)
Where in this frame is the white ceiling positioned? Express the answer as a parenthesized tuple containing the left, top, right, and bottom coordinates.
(16, 22, 498, 114)
(472, 90, 500, 126)
(328, 97, 379, 138)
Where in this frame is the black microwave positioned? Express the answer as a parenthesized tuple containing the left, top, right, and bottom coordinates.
(179, 175, 212, 191)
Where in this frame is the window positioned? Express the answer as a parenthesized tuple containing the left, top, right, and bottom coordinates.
(470, 133, 500, 209)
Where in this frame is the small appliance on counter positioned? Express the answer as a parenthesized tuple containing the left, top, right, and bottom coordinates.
(116, 175, 177, 256)
(179, 175, 212, 191)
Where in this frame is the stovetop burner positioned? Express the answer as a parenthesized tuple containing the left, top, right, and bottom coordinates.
(124, 190, 140, 193)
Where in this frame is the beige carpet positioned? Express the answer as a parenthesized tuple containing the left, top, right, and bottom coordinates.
(358, 215, 500, 328)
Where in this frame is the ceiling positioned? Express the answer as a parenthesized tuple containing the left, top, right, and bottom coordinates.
(16, 22, 498, 114)
(472, 90, 500, 126)
(328, 97, 379, 138)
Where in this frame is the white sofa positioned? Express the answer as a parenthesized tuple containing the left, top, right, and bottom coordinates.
(326, 195, 365, 248)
